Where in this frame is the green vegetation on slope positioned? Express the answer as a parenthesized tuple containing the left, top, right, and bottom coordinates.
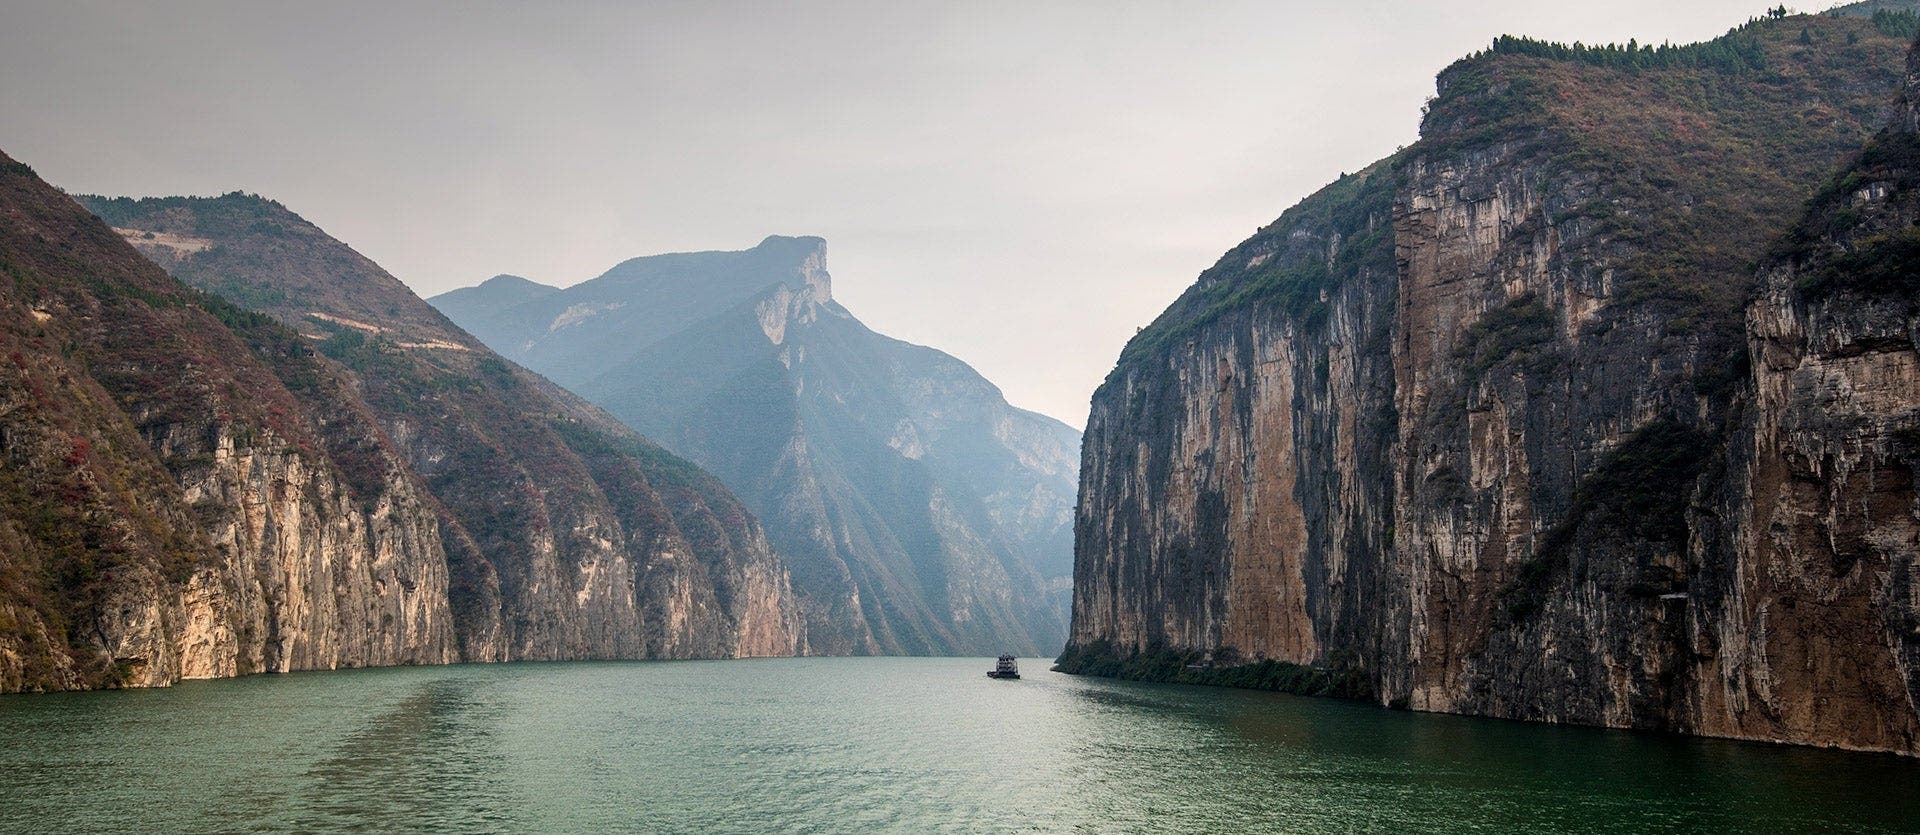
(1474, 30, 1767, 72)
(1779, 129, 1920, 302)
(1457, 294, 1562, 381)
(1427, 9, 1907, 343)
(1868, 8, 1920, 39)
(1054, 639, 1371, 699)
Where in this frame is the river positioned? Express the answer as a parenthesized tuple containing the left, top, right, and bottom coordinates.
(1, 657, 1914, 832)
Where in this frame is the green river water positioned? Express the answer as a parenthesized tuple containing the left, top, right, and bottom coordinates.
(0, 657, 1914, 832)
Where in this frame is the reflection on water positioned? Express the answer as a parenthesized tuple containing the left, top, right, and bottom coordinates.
(0, 658, 1915, 833)
(301, 679, 516, 830)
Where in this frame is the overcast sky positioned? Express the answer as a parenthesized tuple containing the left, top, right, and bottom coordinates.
(2, 0, 1787, 426)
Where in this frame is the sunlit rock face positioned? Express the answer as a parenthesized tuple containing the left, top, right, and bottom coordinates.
(1067, 13, 1920, 754)
(434, 236, 1080, 657)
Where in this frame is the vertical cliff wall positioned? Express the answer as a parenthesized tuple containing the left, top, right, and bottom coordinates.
(1692, 42, 1920, 752)
(1071, 163, 1399, 670)
(1066, 13, 1920, 753)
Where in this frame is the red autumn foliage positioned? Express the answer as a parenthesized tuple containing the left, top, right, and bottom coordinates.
(65, 437, 90, 466)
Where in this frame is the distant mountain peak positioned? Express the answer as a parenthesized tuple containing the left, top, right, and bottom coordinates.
(479, 273, 556, 292)
(753, 234, 831, 303)
(436, 235, 1080, 656)
(755, 233, 826, 250)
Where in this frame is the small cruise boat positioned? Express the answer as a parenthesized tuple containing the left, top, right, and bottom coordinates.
(987, 654, 1021, 679)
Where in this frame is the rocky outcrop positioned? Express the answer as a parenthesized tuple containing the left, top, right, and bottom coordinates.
(433, 237, 1080, 656)
(77, 193, 806, 667)
(1066, 12, 1920, 754)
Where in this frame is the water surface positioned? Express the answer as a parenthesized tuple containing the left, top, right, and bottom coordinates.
(1, 657, 1915, 832)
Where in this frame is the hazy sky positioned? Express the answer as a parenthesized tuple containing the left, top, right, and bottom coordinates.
(2, 0, 1784, 426)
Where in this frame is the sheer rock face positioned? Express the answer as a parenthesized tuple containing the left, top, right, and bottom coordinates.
(433, 236, 1079, 657)
(76, 193, 805, 669)
(1695, 43, 1920, 753)
(1713, 275, 1920, 752)
(0, 153, 456, 691)
(1071, 166, 1398, 673)
(1070, 15, 1920, 754)
(1385, 139, 1703, 728)
(96, 422, 459, 685)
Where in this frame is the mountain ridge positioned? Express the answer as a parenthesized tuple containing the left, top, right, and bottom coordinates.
(77, 188, 807, 667)
(434, 236, 1079, 655)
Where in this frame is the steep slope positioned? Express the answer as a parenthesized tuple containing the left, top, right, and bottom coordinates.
(79, 193, 804, 663)
(1065, 9, 1920, 754)
(0, 151, 458, 691)
(433, 238, 1079, 655)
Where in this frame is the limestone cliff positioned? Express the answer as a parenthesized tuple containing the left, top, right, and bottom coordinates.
(77, 193, 806, 666)
(0, 150, 805, 693)
(1696, 40, 1920, 752)
(0, 152, 456, 690)
(1066, 11, 1920, 754)
(1071, 163, 1399, 673)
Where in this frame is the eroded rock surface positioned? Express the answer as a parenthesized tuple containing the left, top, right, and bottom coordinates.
(1067, 14, 1920, 754)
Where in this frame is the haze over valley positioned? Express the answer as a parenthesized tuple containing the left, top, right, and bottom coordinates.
(0, 0, 1812, 428)
(4, 1, 1920, 830)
